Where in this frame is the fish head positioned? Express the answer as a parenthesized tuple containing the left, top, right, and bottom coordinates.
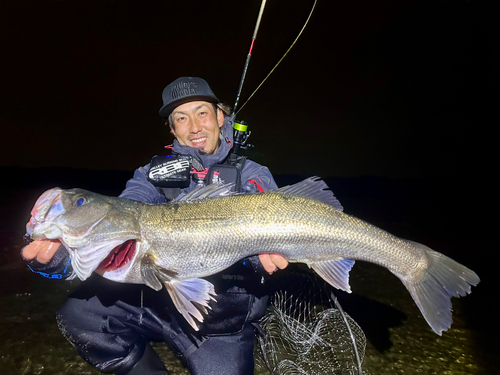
(26, 188, 141, 280)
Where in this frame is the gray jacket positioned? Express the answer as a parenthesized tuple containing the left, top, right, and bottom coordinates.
(119, 116, 277, 202)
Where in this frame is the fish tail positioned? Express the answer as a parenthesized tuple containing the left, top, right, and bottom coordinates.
(402, 241, 480, 335)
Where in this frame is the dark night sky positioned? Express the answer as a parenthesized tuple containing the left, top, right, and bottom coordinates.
(1, 0, 494, 179)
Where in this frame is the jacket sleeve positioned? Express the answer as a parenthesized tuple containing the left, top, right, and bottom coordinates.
(240, 160, 278, 193)
(119, 164, 166, 204)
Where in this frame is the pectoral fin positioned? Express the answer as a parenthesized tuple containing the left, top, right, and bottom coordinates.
(140, 254, 216, 330)
(140, 254, 178, 291)
(311, 258, 355, 293)
(165, 278, 217, 331)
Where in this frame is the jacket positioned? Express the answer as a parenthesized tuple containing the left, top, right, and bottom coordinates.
(119, 116, 277, 203)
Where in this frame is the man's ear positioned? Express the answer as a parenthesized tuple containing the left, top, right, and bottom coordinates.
(217, 108, 224, 128)
(169, 124, 176, 137)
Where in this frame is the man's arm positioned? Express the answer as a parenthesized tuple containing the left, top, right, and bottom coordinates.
(240, 160, 278, 193)
(119, 164, 166, 203)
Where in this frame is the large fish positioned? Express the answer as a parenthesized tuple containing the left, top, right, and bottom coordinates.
(26, 177, 479, 333)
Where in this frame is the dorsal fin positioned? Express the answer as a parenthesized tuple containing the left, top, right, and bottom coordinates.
(171, 183, 236, 203)
(277, 177, 343, 211)
(170, 177, 342, 211)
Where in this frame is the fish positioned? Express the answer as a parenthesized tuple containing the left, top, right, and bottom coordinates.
(25, 177, 479, 333)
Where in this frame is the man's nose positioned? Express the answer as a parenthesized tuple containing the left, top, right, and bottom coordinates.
(189, 119, 202, 133)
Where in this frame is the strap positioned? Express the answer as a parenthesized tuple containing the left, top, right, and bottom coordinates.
(225, 153, 247, 171)
(156, 187, 181, 202)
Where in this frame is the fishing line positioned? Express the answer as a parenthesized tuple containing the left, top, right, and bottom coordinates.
(233, 0, 318, 117)
(140, 287, 144, 324)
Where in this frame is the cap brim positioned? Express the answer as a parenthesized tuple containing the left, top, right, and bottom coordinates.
(159, 95, 219, 118)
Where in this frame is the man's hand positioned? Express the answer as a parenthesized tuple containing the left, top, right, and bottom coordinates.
(22, 240, 61, 263)
(259, 253, 288, 274)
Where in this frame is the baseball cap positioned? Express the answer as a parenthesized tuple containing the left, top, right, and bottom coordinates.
(159, 77, 219, 118)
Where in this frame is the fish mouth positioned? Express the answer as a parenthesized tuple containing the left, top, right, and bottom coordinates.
(26, 188, 64, 239)
(97, 239, 136, 272)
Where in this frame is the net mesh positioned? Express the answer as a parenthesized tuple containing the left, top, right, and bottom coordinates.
(255, 269, 369, 375)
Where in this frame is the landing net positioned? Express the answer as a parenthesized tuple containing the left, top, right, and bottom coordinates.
(255, 269, 369, 375)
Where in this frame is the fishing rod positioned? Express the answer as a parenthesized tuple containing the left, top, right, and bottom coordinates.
(230, 0, 317, 154)
(230, 0, 266, 155)
(231, 0, 267, 118)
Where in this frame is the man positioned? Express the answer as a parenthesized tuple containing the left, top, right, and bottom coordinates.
(22, 77, 288, 375)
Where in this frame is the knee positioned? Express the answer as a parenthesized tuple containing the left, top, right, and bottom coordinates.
(56, 297, 90, 343)
(186, 324, 256, 375)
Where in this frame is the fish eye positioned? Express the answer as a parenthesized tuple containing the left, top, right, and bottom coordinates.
(75, 197, 88, 206)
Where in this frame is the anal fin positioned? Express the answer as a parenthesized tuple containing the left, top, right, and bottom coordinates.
(311, 258, 355, 293)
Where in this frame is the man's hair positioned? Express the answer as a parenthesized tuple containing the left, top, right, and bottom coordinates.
(165, 102, 232, 129)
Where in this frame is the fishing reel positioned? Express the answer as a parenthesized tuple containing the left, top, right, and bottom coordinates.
(232, 120, 253, 155)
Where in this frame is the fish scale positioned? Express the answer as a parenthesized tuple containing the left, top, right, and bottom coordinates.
(26, 177, 479, 333)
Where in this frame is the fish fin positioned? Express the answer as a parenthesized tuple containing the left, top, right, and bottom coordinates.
(140, 254, 179, 292)
(172, 183, 236, 203)
(165, 278, 217, 331)
(277, 177, 343, 211)
(401, 242, 480, 335)
(311, 258, 355, 293)
(140, 255, 163, 291)
(139, 254, 215, 331)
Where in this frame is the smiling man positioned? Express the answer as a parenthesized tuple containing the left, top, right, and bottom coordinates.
(169, 101, 223, 153)
(22, 77, 288, 375)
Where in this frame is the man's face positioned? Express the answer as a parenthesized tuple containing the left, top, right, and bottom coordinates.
(170, 101, 224, 155)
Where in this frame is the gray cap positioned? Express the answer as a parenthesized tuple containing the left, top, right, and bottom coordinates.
(159, 77, 219, 119)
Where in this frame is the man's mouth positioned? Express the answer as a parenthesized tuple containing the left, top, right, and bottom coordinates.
(191, 137, 207, 145)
